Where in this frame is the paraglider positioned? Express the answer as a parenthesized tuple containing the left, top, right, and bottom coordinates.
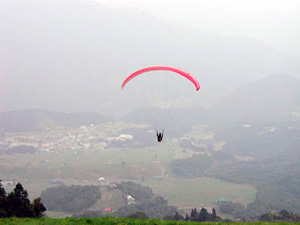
(121, 66, 200, 91)
(156, 130, 164, 142)
(121, 66, 200, 142)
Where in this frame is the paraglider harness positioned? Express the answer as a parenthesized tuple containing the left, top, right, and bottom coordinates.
(156, 130, 164, 142)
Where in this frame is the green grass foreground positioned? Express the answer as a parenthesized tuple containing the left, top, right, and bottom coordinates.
(0, 217, 297, 225)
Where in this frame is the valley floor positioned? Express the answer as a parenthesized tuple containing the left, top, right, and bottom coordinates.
(1, 122, 256, 218)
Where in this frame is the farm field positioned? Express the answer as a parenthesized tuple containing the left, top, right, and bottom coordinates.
(145, 177, 256, 210)
(0, 123, 257, 217)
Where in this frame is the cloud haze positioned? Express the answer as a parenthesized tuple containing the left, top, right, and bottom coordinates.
(96, 0, 300, 56)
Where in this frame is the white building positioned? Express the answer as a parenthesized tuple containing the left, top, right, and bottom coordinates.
(98, 177, 105, 183)
(127, 195, 135, 205)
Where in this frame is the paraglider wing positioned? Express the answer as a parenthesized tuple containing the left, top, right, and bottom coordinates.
(121, 66, 200, 91)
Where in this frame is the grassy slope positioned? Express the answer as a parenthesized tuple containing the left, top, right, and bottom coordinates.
(0, 217, 294, 225)
(145, 176, 256, 210)
(0, 217, 295, 225)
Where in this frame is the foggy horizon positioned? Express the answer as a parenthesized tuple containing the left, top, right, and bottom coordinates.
(96, 0, 300, 57)
(1, 0, 300, 223)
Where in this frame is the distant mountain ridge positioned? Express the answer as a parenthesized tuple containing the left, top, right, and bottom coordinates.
(2, 74, 299, 133)
(0, 0, 299, 116)
(122, 106, 212, 136)
(0, 109, 110, 133)
(211, 74, 300, 126)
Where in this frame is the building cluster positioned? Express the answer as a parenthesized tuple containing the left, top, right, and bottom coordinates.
(0, 124, 137, 155)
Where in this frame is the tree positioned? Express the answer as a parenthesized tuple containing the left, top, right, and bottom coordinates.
(190, 208, 197, 221)
(6, 183, 34, 217)
(198, 208, 208, 222)
(212, 208, 217, 218)
(175, 212, 183, 221)
(0, 181, 6, 199)
(10, 183, 33, 217)
(31, 198, 46, 218)
(260, 213, 273, 222)
(279, 209, 290, 220)
(185, 213, 189, 221)
(0, 181, 7, 217)
(0, 182, 46, 218)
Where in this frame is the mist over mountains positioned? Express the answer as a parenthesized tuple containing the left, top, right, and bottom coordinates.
(1, 74, 299, 134)
(212, 74, 300, 126)
(0, 109, 109, 133)
(1, 0, 299, 116)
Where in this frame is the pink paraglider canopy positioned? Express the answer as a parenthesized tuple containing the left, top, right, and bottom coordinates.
(121, 66, 200, 91)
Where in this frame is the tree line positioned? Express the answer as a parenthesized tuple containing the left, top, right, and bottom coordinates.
(171, 125, 300, 218)
(163, 207, 221, 222)
(0, 181, 46, 218)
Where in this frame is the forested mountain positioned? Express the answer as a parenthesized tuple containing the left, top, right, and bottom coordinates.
(172, 126, 300, 217)
(169, 74, 300, 217)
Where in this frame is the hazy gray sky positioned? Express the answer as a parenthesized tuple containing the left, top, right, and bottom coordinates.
(96, 0, 300, 56)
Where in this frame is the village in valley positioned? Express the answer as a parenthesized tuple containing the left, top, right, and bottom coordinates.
(0, 121, 257, 218)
